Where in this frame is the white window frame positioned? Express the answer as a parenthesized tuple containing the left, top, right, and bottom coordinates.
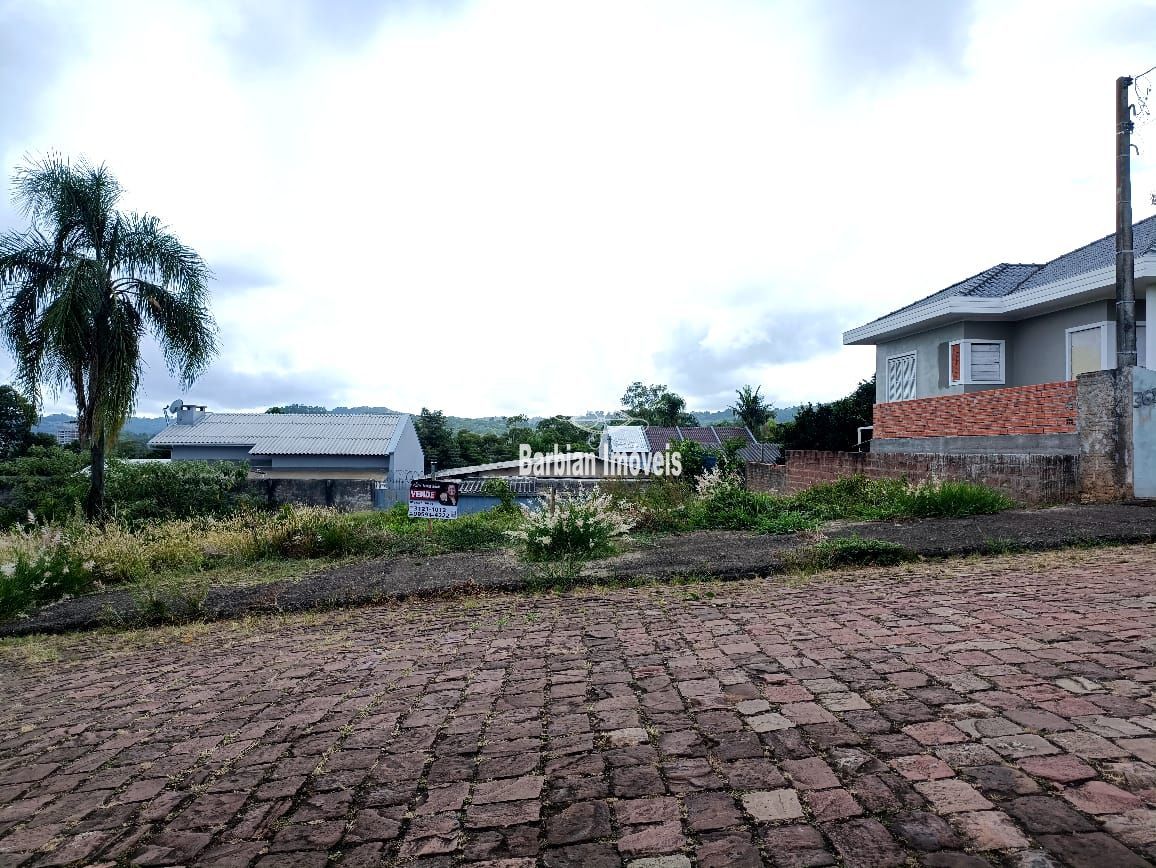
(1065, 321, 1115, 380)
(948, 339, 1006, 386)
(885, 350, 918, 402)
(1138, 320, 1147, 369)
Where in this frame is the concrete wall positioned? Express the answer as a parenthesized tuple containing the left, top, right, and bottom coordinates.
(775, 451, 1080, 505)
(244, 478, 376, 510)
(169, 445, 256, 462)
(745, 462, 787, 494)
(1076, 367, 1134, 502)
(265, 454, 389, 470)
(390, 418, 425, 481)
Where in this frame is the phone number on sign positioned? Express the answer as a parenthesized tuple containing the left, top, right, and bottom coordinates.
(408, 502, 457, 519)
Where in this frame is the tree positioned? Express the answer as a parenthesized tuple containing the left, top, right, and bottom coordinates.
(0, 385, 38, 459)
(776, 376, 875, 452)
(730, 385, 773, 433)
(414, 408, 459, 473)
(621, 381, 699, 426)
(0, 155, 217, 518)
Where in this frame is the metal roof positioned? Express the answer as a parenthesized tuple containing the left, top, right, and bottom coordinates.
(149, 413, 406, 456)
(604, 426, 649, 453)
(643, 425, 756, 451)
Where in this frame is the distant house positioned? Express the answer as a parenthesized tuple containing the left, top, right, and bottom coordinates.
(600, 424, 778, 464)
(845, 215, 1156, 405)
(52, 419, 79, 445)
(148, 404, 424, 482)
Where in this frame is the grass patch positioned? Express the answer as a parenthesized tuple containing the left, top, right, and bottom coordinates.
(784, 536, 917, 573)
(607, 474, 1014, 536)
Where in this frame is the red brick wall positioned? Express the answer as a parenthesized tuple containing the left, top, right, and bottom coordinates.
(873, 381, 1077, 440)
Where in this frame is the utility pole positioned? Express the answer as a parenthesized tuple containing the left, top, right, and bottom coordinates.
(1116, 75, 1137, 369)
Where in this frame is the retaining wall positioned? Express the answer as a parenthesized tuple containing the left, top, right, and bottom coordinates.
(873, 381, 1077, 440)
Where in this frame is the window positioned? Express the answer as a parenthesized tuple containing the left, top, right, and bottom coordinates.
(949, 339, 1005, 385)
(886, 351, 917, 402)
(1066, 322, 1114, 380)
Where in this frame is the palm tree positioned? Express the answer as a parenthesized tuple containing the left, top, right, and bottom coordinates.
(731, 384, 773, 434)
(0, 155, 217, 518)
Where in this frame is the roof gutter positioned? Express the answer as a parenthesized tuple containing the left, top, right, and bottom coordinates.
(844, 256, 1156, 345)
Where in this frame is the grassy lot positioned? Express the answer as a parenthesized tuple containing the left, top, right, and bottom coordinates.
(0, 474, 1014, 625)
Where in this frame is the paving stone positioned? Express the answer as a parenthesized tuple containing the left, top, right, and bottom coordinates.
(949, 810, 1031, 850)
(760, 823, 835, 867)
(545, 800, 612, 845)
(1060, 780, 1144, 814)
(891, 754, 956, 781)
(913, 779, 994, 814)
(1016, 753, 1098, 783)
(804, 787, 863, 821)
(982, 733, 1059, 759)
(543, 842, 623, 868)
(888, 811, 962, 851)
(959, 764, 1040, 796)
(782, 757, 840, 790)
(1037, 832, 1152, 868)
(741, 788, 804, 822)
(825, 818, 906, 867)
(617, 821, 686, 858)
(684, 791, 742, 832)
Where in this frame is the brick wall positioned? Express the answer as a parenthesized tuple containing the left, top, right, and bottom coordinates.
(874, 382, 1077, 440)
(781, 450, 1080, 505)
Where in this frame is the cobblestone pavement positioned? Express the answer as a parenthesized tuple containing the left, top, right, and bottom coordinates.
(2, 547, 1156, 867)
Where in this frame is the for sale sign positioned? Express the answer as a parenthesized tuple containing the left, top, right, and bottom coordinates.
(408, 479, 460, 519)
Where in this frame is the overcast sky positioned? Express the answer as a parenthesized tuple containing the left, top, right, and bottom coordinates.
(2, 0, 1156, 417)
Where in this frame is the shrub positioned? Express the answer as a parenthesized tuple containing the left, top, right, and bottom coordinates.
(0, 519, 96, 619)
(104, 460, 250, 523)
(510, 489, 634, 563)
(893, 479, 1015, 518)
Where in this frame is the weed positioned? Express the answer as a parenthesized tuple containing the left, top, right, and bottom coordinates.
(785, 536, 916, 573)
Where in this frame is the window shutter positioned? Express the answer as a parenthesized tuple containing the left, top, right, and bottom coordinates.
(886, 353, 916, 402)
(968, 342, 1002, 383)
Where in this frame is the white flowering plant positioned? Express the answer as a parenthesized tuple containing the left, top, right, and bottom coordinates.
(508, 488, 636, 563)
(0, 515, 96, 619)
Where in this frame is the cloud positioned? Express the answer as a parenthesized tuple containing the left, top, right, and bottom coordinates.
(207, 261, 279, 297)
(810, 0, 976, 80)
(655, 310, 847, 408)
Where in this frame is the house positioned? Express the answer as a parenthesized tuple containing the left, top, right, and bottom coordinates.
(843, 215, 1156, 454)
(599, 424, 779, 464)
(845, 215, 1156, 403)
(148, 404, 424, 483)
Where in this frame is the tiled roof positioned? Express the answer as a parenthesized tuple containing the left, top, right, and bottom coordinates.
(149, 413, 405, 456)
(861, 214, 1156, 328)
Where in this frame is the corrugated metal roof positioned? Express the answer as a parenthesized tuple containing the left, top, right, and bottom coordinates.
(644, 426, 756, 451)
(605, 426, 649, 452)
(149, 413, 405, 456)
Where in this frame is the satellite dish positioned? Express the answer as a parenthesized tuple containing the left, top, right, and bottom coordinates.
(168, 399, 183, 415)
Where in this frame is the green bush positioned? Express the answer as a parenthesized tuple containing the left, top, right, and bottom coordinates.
(104, 460, 251, 523)
(510, 491, 633, 563)
(0, 521, 96, 619)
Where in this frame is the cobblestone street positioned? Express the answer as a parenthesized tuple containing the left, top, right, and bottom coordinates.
(2, 546, 1155, 867)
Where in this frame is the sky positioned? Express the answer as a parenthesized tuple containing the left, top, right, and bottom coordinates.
(2, 0, 1156, 418)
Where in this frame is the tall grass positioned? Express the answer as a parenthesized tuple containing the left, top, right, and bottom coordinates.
(608, 474, 1014, 535)
(0, 504, 519, 619)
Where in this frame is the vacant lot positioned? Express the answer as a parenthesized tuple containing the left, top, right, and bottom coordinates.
(1, 547, 1155, 867)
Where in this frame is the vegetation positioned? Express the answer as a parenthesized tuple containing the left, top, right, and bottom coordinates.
(609, 471, 1014, 535)
(621, 381, 699, 426)
(730, 384, 773, 432)
(0, 504, 520, 621)
(0, 155, 217, 517)
(771, 376, 875, 452)
(783, 536, 916, 572)
(415, 408, 595, 473)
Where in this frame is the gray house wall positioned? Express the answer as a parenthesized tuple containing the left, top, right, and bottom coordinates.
(390, 419, 425, 481)
(874, 298, 1148, 403)
(169, 445, 260, 463)
(265, 454, 389, 470)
